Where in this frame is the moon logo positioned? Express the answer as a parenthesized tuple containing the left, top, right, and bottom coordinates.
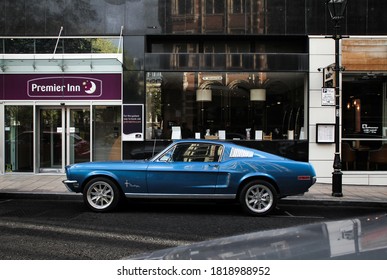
(83, 81, 97, 94)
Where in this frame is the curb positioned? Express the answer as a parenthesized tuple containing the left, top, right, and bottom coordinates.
(0, 192, 82, 201)
(280, 198, 387, 208)
(1, 191, 387, 208)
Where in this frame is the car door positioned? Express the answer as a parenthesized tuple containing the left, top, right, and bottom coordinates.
(146, 142, 222, 195)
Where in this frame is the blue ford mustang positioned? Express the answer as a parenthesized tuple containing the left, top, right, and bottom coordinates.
(63, 140, 316, 216)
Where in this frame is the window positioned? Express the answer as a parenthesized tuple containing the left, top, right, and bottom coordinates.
(4, 106, 34, 172)
(172, 43, 199, 68)
(227, 42, 250, 68)
(172, 0, 193, 15)
(146, 71, 307, 142)
(203, 42, 226, 68)
(159, 143, 223, 162)
(2, 37, 121, 54)
(231, 0, 245, 14)
(93, 106, 121, 161)
(206, 0, 225, 14)
(342, 74, 387, 171)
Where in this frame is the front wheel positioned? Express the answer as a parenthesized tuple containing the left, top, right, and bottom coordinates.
(239, 180, 278, 216)
(83, 177, 121, 212)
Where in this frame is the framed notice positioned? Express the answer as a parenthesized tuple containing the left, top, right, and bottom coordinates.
(122, 104, 144, 141)
(321, 87, 335, 106)
(316, 123, 335, 143)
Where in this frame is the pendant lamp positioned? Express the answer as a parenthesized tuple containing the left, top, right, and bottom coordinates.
(250, 88, 266, 101)
(196, 89, 212, 102)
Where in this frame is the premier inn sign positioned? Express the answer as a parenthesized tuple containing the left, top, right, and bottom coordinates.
(28, 77, 102, 98)
(1, 74, 121, 100)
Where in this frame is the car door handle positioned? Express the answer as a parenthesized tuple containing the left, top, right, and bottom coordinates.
(208, 164, 219, 168)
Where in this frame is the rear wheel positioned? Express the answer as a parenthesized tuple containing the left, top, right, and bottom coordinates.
(239, 180, 277, 216)
(83, 177, 121, 212)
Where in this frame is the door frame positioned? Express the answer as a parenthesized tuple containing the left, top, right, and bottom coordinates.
(37, 105, 91, 173)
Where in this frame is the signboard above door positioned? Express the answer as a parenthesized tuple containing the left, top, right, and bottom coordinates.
(1, 73, 122, 100)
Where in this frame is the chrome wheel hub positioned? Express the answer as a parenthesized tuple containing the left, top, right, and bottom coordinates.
(246, 185, 273, 213)
(87, 182, 114, 209)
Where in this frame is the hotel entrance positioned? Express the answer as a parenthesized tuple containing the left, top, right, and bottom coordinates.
(38, 107, 90, 173)
(1, 63, 122, 175)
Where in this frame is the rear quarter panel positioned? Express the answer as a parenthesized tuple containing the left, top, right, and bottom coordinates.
(217, 147, 315, 197)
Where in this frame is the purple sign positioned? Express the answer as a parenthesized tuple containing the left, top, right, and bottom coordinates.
(122, 104, 144, 141)
(1, 74, 121, 100)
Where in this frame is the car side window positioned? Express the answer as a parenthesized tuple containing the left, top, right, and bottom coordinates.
(157, 147, 175, 162)
(171, 143, 223, 162)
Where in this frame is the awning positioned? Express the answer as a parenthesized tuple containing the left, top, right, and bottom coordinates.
(0, 54, 123, 73)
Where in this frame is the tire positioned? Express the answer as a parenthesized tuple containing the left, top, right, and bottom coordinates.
(83, 177, 121, 212)
(239, 180, 278, 216)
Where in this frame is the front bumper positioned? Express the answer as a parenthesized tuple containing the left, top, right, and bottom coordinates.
(62, 179, 80, 192)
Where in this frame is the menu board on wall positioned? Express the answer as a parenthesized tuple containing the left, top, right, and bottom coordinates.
(122, 104, 144, 141)
(316, 123, 335, 143)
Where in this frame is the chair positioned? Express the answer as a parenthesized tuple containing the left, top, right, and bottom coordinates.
(368, 144, 387, 170)
(341, 142, 356, 170)
(263, 132, 272, 141)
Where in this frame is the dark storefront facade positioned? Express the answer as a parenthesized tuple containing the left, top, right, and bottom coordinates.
(1, 0, 387, 184)
(132, 34, 310, 161)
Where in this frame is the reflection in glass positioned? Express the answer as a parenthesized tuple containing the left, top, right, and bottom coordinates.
(145, 71, 306, 141)
(4, 39, 35, 54)
(2, 38, 121, 54)
(39, 109, 62, 170)
(206, 0, 225, 14)
(4, 106, 34, 172)
(93, 106, 122, 161)
(341, 74, 387, 171)
(2, 0, 387, 36)
(69, 108, 90, 164)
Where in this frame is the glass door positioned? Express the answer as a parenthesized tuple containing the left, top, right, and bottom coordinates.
(39, 107, 90, 173)
(39, 108, 64, 172)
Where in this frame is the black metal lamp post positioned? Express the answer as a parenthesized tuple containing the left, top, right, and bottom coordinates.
(326, 0, 348, 197)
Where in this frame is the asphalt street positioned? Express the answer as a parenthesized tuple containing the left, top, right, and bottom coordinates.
(0, 197, 386, 259)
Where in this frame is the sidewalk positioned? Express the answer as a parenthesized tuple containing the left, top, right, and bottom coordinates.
(0, 174, 387, 206)
(0, 174, 81, 200)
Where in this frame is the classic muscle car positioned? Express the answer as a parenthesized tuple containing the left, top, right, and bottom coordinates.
(63, 140, 316, 216)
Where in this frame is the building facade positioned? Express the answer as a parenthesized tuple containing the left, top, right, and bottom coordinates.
(0, 0, 386, 185)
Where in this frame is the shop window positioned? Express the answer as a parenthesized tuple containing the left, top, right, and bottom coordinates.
(145, 71, 306, 142)
(342, 74, 387, 171)
(93, 106, 121, 161)
(4, 106, 34, 172)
